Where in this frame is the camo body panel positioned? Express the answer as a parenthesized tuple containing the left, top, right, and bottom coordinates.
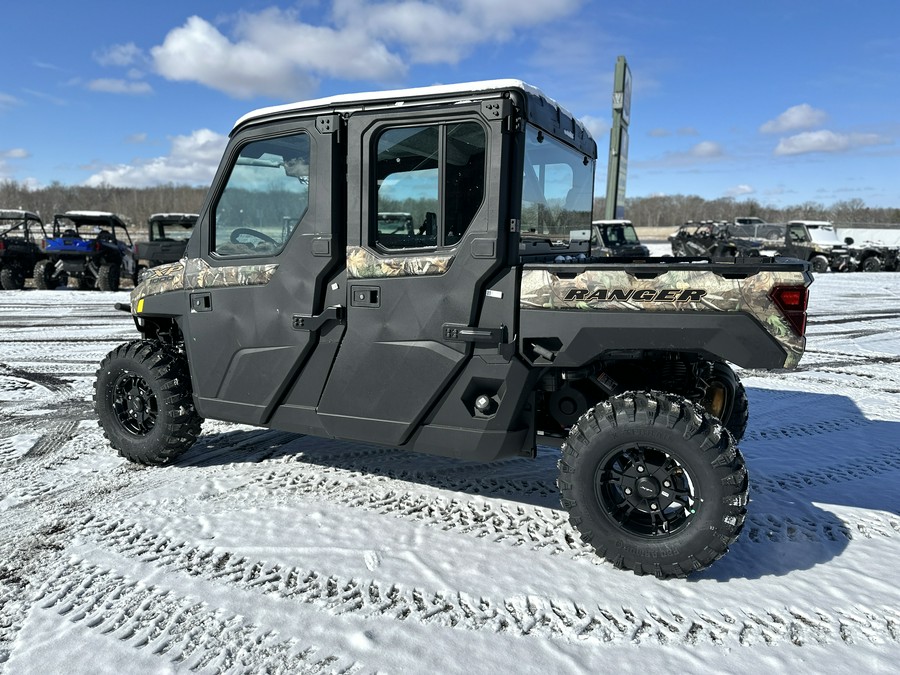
(347, 246, 453, 278)
(131, 258, 279, 306)
(521, 267, 807, 368)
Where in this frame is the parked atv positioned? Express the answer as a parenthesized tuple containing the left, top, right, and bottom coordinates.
(0, 209, 48, 290)
(669, 221, 778, 258)
(848, 241, 900, 272)
(36, 211, 137, 291)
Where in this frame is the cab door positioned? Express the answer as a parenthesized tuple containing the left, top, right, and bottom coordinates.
(183, 117, 343, 427)
(316, 103, 509, 446)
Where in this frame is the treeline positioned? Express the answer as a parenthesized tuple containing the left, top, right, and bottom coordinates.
(595, 195, 900, 227)
(0, 180, 207, 227)
(3, 179, 898, 230)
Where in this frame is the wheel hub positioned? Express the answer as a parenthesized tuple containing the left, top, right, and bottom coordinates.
(595, 444, 698, 537)
(635, 476, 660, 499)
(113, 373, 158, 435)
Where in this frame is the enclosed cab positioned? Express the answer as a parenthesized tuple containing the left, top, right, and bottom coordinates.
(590, 219, 650, 258)
(783, 220, 851, 272)
(134, 213, 198, 275)
(95, 80, 812, 578)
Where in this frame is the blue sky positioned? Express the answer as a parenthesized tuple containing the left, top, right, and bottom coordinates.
(2, 0, 898, 208)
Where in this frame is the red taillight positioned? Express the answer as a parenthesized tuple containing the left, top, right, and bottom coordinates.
(770, 285, 809, 336)
(0, 241, 5, 252)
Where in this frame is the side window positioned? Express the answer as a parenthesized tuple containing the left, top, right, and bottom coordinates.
(374, 121, 485, 250)
(213, 132, 310, 257)
(521, 125, 594, 237)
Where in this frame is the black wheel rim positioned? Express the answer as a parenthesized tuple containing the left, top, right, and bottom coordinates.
(112, 373, 158, 435)
(595, 444, 698, 537)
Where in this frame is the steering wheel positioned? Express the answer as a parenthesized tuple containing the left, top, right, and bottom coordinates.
(230, 227, 277, 247)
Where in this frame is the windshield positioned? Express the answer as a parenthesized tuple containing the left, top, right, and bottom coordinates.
(521, 125, 594, 239)
(807, 226, 842, 245)
(163, 225, 195, 241)
(602, 223, 639, 246)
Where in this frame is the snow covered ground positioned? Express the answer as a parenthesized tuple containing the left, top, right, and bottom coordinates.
(1, 260, 900, 673)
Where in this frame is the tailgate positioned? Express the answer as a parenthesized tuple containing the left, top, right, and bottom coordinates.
(45, 237, 93, 254)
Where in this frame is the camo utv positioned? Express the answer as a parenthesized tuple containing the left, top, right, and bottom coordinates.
(95, 80, 813, 579)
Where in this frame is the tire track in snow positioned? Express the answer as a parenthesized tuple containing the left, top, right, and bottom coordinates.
(742, 416, 873, 443)
(32, 558, 358, 674)
(752, 446, 900, 494)
(78, 516, 900, 649)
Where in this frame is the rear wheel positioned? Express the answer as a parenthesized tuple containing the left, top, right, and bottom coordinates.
(558, 391, 748, 578)
(33, 260, 65, 290)
(0, 266, 25, 290)
(701, 362, 748, 441)
(97, 263, 120, 291)
(94, 340, 202, 465)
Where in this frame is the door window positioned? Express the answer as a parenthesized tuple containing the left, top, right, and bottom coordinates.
(213, 132, 310, 257)
(374, 121, 485, 250)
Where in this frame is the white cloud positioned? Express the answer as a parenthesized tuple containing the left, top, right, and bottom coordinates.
(760, 104, 827, 134)
(333, 0, 579, 63)
(85, 129, 227, 188)
(88, 79, 154, 95)
(95, 43, 143, 67)
(689, 141, 724, 158)
(151, 2, 582, 99)
(0, 92, 22, 110)
(2, 148, 29, 159)
(23, 89, 68, 106)
(774, 130, 890, 156)
(151, 15, 320, 99)
(725, 184, 754, 197)
(126, 133, 148, 144)
(579, 115, 609, 141)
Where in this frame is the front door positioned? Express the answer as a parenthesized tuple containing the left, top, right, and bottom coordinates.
(184, 117, 342, 426)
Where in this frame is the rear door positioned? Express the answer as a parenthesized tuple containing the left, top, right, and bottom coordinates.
(316, 102, 509, 445)
(183, 116, 343, 427)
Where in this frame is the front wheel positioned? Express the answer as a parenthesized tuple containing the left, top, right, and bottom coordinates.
(810, 255, 829, 273)
(558, 391, 748, 578)
(94, 340, 202, 465)
(861, 256, 882, 272)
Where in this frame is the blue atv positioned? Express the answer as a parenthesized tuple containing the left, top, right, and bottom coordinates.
(35, 211, 137, 291)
